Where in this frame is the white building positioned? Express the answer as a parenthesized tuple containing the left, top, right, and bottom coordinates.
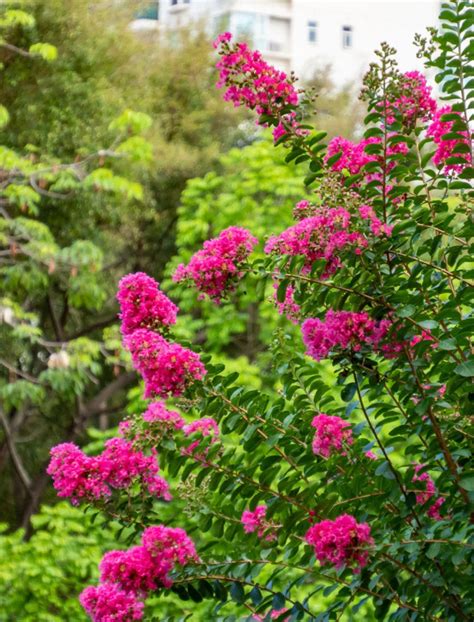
(135, 1, 440, 86)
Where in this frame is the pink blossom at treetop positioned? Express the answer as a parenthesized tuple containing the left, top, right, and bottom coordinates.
(385, 71, 437, 126)
(124, 329, 206, 398)
(142, 401, 185, 430)
(264, 207, 369, 278)
(214, 32, 299, 118)
(305, 514, 374, 572)
(301, 310, 392, 361)
(241, 504, 277, 541)
(427, 105, 472, 173)
(311, 414, 353, 458)
(117, 272, 178, 335)
(173, 226, 258, 302)
(80, 583, 145, 622)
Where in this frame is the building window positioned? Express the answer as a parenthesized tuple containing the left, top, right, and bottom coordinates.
(308, 21, 317, 43)
(342, 25, 353, 48)
(171, 0, 178, 5)
(171, 0, 190, 4)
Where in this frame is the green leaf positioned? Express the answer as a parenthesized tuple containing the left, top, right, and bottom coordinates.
(29, 43, 58, 62)
(454, 361, 474, 377)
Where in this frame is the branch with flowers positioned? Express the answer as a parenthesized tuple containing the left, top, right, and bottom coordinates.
(46, 2, 473, 620)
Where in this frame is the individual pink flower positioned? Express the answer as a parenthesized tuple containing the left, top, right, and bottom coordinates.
(301, 310, 392, 361)
(427, 105, 471, 173)
(365, 450, 378, 460)
(80, 583, 144, 622)
(241, 505, 277, 541)
(412, 465, 445, 521)
(125, 329, 206, 398)
(182, 417, 220, 459)
(305, 514, 374, 572)
(173, 227, 258, 302)
(265, 207, 369, 277)
(142, 401, 185, 430)
(117, 272, 178, 335)
(311, 414, 353, 458)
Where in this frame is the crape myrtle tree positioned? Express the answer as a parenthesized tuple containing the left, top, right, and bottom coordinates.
(48, 2, 473, 621)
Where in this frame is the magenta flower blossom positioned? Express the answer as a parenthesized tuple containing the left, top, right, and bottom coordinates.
(141, 525, 199, 566)
(427, 105, 471, 173)
(305, 514, 373, 572)
(325, 135, 409, 189)
(47, 438, 170, 505)
(182, 417, 220, 459)
(142, 401, 185, 429)
(301, 310, 392, 361)
(173, 226, 258, 302)
(241, 504, 277, 541)
(47, 443, 110, 505)
(273, 282, 300, 324)
(117, 272, 178, 335)
(99, 546, 170, 593)
(82, 525, 198, 621)
(412, 465, 445, 521)
(214, 33, 299, 118)
(125, 329, 206, 398)
(100, 437, 171, 500)
(311, 414, 353, 458)
(80, 583, 144, 622)
(265, 207, 369, 278)
(384, 71, 437, 126)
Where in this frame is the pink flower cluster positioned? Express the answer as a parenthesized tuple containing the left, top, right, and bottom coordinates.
(305, 514, 373, 572)
(173, 226, 258, 302)
(81, 526, 198, 621)
(80, 584, 144, 622)
(47, 439, 170, 505)
(311, 414, 353, 458)
(325, 135, 408, 179)
(359, 204, 393, 237)
(301, 310, 392, 361)
(273, 282, 300, 324)
(182, 417, 220, 460)
(427, 105, 472, 173)
(142, 401, 185, 430)
(385, 71, 437, 126)
(265, 207, 369, 278)
(412, 465, 445, 521)
(125, 329, 206, 398)
(241, 504, 277, 541)
(214, 33, 298, 118)
(117, 272, 178, 335)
